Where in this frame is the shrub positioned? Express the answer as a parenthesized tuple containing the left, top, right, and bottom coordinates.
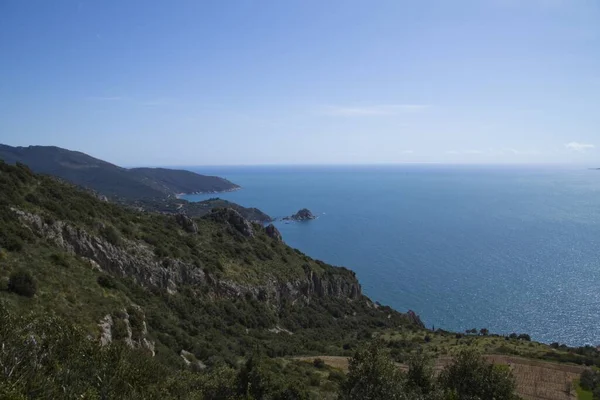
(100, 225, 121, 246)
(7, 270, 37, 297)
(580, 369, 600, 391)
(97, 275, 117, 289)
(328, 370, 346, 384)
(313, 358, 326, 369)
(309, 373, 321, 387)
(50, 252, 69, 267)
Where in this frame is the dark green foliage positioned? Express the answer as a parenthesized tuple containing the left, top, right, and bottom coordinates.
(340, 343, 520, 400)
(340, 341, 409, 400)
(97, 274, 117, 289)
(236, 355, 310, 400)
(406, 353, 435, 395)
(579, 369, 600, 392)
(438, 349, 519, 400)
(7, 270, 37, 297)
(313, 358, 326, 369)
(49, 252, 69, 267)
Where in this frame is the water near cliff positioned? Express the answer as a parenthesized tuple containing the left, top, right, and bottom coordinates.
(182, 165, 600, 346)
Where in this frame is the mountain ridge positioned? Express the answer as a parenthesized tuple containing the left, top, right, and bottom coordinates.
(0, 144, 239, 200)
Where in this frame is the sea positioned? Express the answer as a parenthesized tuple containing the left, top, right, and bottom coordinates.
(181, 165, 600, 346)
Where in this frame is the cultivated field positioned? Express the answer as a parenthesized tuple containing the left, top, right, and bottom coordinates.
(294, 355, 588, 400)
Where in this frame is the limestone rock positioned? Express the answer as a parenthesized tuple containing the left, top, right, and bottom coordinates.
(203, 208, 254, 237)
(265, 224, 282, 241)
(175, 213, 198, 234)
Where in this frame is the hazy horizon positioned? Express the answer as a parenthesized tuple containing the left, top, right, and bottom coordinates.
(1, 0, 599, 166)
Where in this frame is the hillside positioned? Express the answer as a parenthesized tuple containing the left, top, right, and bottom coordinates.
(2, 162, 599, 399)
(0, 144, 239, 200)
(131, 196, 273, 223)
(0, 161, 423, 398)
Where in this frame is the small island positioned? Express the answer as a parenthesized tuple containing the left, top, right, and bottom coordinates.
(283, 208, 316, 221)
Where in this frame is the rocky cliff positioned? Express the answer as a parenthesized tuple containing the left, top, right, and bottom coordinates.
(12, 207, 364, 305)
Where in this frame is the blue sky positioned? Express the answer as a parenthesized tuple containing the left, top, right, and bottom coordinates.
(1, 0, 598, 166)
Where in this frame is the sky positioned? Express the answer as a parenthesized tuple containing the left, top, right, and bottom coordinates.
(0, 0, 599, 166)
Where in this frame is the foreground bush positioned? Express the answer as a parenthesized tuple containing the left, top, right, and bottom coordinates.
(340, 342, 519, 400)
(7, 270, 37, 297)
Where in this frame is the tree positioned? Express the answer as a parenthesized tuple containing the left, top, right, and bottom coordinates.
(7, 270, 37, 297)
(406, 353, 435, 395)
(517, 334, 531, 341)
(438, 349, 518, 400)
(579, 369, 600, 391)
(479, 328, 489, 336)
(339, 341, 410, 400)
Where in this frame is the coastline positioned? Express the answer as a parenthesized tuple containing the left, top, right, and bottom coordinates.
(175, 186, 241, 199)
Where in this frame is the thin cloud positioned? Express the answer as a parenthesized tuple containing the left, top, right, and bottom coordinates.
(565, 142, 595, 152)
(321, 104, 429, 117)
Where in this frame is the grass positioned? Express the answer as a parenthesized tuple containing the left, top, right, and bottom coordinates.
(378, 328, 582, 364)
(576, 381, 594, 400)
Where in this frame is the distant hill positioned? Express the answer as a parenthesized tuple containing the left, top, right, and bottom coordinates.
(0, 144, 239, 200)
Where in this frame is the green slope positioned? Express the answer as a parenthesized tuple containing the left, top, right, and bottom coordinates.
(0, 144, 239, 200)
(0, 161, 421, 374)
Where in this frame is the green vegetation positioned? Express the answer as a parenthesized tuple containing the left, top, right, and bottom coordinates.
(579, 370, 600, 399)
(7, 270, 37, 297)
(0, 304, 345, 399)
(132, 196, 273, 222)
(0, 306, 521, 400)
(340, 342, 519, 399)
(0, 159, 594, 399)
(0, 160, 420, 397)
(577, 382, 594, 400)
(379, 327, 600, 367)
(0, 144, 238, 200)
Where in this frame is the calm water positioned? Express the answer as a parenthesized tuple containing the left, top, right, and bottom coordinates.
(182, 165, 600, 346)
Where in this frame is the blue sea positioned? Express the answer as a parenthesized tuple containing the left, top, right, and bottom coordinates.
(182, 165, 600, 346)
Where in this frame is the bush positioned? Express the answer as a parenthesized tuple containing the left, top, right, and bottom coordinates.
(50, 252, 69, 267)
(7, 270, 37, 297)
(100, 225, 121, 246)
(97, 275, 117, 289)
(313, 358, 326, 369)
(439, 349, 518, 399)
(580, 369, 600, 391)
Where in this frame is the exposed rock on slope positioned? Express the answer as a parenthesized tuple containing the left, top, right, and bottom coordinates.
(203, 208, 255, 237)
(98, 306, 155, 356)
(265, 224, 282, 241)
(11, 207, 367, 304)
(175, 213, 198, 233)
